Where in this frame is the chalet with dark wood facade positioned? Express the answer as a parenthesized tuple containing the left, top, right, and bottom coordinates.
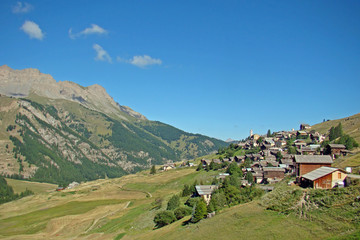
(294, 155, 333, 177)
(327, 144, 348, 158)
(263, 167, 285, 182)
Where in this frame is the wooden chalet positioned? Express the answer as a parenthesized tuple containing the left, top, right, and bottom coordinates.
(252, 171, 264, 184)
(300, 124, 311, 130)
(297, 147, 316, 155)
(327, 144, 349, 158)
(195, 185, 218, 205)
(294, 155, 333, 177)
(162, 163, 176, 171)
(263, 167, 285, 182)
(201, 159, 212, 166)
(300, 167, 347, 189)
(297, 130, 308, 137)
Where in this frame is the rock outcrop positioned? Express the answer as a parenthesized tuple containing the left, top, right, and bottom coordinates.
(0, 65, 146, 121)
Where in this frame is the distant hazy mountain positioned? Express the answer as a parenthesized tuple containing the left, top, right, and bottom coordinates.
(0, 65, 227, 184)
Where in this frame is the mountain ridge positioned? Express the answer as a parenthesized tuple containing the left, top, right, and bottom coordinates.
(0, 65, 146, 121)
(0, 65, 227, 184)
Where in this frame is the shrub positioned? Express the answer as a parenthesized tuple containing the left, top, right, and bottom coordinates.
(174, 206, 192, 220)
(167, 194, 180, 210)
(185, 197, 200, 208)
(153, 210, 176, 228)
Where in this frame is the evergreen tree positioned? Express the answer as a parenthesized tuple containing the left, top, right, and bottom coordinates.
(226, 162, 242, 177)
(191, 199, 207, 223)
(150, 165, 156, 174)
(245, 172, 254, 184)
(181, 184, 192, 197)
(287, 146, 296, 154)
(329, 123, 343, 141)
(267, 129, 272, 137)
(209, 160, 215, 170)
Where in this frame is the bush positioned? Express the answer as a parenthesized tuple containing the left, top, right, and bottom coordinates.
(174, 206, 192, 220)
(167, 194, 180, 210)
(153, 210, 176, 228)
(261, 187, 303, 214)
(185, 197, 200, 208)
(151, 197, 163, 210)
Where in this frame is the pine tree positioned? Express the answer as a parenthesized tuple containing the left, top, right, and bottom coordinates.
(191, 199, 207, 223)
(246, 172, 254, 184)
(267, 129, 272, 137)
(150, 165, 156, 174)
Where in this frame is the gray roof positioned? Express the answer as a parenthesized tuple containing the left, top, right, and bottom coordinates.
(328, 144, 346, 149)
(263, 167, 285, 172)
(195, 185, 217, 195)
(294, 155, 333, 164)
(301, 167, 344, 181)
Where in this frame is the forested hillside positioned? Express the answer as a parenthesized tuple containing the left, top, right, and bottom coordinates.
(0, 95, 227, 184)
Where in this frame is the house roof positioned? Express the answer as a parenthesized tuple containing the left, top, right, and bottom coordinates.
(294, 155, 333, 164)
(195, 185, 217, 196)
(263, 167, 285, 172)
(301, 167, 346, 181)
(328, 144, 346, 149)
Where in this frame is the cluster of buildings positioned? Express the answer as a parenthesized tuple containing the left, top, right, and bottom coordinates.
(199, 124, 353, 190)
(161, 124, 357, 205)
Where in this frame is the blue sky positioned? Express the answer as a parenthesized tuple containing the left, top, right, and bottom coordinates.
(1, 1, 360, 141)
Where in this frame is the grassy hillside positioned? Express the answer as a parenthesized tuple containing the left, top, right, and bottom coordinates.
(0, 167, 358, 240)
(311, 113, 360, 143)
(5, 178, 57, 194)
(311, 112, 360, 169)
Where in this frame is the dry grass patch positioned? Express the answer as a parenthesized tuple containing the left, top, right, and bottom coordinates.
(5, 178, 57, 194)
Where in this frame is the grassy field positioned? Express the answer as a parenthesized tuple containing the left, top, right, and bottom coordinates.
(0, 167, 359, 240)
(127, 201, 330, 240)
(5, 178, 57, 194)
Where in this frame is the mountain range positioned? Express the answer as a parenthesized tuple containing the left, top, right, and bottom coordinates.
(0, 65, 227, 184)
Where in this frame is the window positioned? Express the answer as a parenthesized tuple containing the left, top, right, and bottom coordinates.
(338, 172, 341, 179)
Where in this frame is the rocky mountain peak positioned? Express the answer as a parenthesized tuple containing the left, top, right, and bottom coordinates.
(0, 65, 147, 120)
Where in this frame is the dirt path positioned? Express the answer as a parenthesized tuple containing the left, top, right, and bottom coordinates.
(84, 201, 131, 234)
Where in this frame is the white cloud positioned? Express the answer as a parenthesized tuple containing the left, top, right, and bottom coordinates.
(93, 44, 112, 63)
(126, 55, 162, 68)
(20, 20, 44, 40)
(12, 2, 33, 13)
(69, 24, 108, 39)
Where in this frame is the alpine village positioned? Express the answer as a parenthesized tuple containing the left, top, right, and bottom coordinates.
(0, 66, 359, 240)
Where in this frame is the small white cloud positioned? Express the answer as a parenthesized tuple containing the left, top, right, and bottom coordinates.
(81, 24, 107, 35)
(20, 20, 44, 40)
(12, 2, 33, 13)
(93, 44, 112, 63)
(128, 55, 162, 68)
(69, 24, 108, 39)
